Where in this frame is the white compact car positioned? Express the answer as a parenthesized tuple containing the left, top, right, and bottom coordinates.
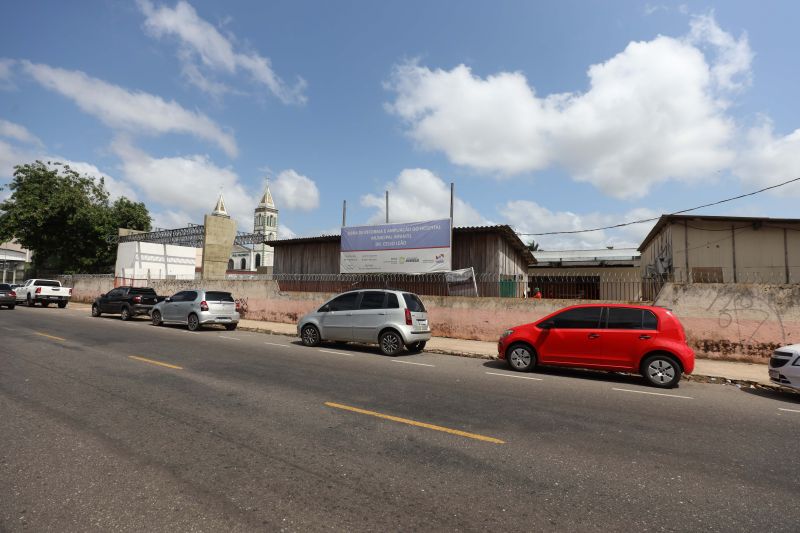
(769, 344, 800, 390)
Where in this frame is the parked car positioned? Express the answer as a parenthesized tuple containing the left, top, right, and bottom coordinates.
(497, 304, 695, 388)
(16, 278, 72, 308)
(150, 289, 240, 331)
(768, 345, 800, 391)
(92, 286, 165, 320)
(297, 289, 431, 356)
(0, 283, 16, 309)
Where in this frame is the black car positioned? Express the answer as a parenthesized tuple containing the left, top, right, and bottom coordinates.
(0, 283, 16, 309)
(92, 286, 164, 320)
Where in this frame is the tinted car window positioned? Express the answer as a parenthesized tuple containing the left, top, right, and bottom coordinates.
(642, 310, 658, 330)
(607, 308, 646, 330)
(184, 291, 198, 302)
(552, 307, 602, 329)
(106, 289, 123, 298)
(328, 292, 360, 311)
(130, 288, 158, 296)
(205, 291, 234, 302)
(386, 293, 399, 309)
(359, 291, 385, 310)
(34, 280, 60, 287)
(0, 284, 11, 290)
(402, 293, 426, 312)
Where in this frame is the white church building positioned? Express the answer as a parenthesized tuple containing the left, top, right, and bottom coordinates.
(228, 183, 279, 273)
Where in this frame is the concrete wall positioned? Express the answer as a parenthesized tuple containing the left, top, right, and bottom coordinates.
(64, 275, 798, 363)
(202, 214, 237, 279)
(114, 241, 197, 280)
(655, 283, 800, 362)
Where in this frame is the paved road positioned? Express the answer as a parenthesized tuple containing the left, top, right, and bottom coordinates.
(1, 305, 799, 532)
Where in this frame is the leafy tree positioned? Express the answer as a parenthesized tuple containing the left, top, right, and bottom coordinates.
(526, 239, 541, 252)
(0, 161, 151, 274)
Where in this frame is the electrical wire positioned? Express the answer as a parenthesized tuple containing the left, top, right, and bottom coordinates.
(516, 176, 800, 236)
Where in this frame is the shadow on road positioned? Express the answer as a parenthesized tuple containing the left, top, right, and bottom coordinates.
(741, 386, 800, 405)
(481, 358, 660, 388)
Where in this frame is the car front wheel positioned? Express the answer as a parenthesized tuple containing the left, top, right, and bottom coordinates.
(301, 324, 321, 346)
(151, 310, 162, 326)
(92, 305, 101, 317)
(641, 354, 682, 388)
(506, 343, 536, 372)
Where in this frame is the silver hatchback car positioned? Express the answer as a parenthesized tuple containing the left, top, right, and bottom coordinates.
(151, 289, 240, 331)
(298, 289, 431, 355)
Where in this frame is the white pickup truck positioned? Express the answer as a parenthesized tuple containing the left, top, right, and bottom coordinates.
(16, 279, 72, 308)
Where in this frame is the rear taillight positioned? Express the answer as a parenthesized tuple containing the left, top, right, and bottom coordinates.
(35, 287, 41, 294)
(9, 291, 15, 298)
(405, 308, 412, 326)
(235, 301, 241, 312)
(69, 288, 72, 296)
(133, 295, 142, 304)
(200, 300, 209, 312)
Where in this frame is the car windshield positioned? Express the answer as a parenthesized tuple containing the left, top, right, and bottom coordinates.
(402, 293, 426, 312)
(205, 291, 234, 302)
(34, 280, 60, 287)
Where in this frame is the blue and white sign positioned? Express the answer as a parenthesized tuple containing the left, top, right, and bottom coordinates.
(340, 219, 452, 273)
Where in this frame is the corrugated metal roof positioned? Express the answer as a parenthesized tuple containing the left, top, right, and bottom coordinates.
(533, 248, 640, 263)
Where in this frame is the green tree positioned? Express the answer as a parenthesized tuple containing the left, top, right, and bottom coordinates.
(0, 161, 151, 274)
(526, 239, 541, 252)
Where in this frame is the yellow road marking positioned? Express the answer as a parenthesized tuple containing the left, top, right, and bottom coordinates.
(35, 332, 66, 342)
(128, 355, 183, 370)
(324, 402, 505, 444)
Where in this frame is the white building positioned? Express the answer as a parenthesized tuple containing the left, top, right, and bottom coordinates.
(0, 241, 31, 283)
(227, 183, 278, 272)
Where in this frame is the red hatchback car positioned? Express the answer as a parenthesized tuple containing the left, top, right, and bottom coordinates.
(498, 304, 695, 388)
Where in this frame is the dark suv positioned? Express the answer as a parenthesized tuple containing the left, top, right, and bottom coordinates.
(92, 286, 164, 321)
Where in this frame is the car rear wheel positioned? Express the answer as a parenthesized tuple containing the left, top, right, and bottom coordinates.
(151, 310, 162, 326)
(120, 306, 131, 321)
(41, 301, 50, 308)
(507, 343, 536, 372)
(8, 304, 14, 310)
(641, 354, 682, 388)
(92, 304, 101, 317)
(406, 341, 426, 354)
(187, 313, 201, 331)
(58, 302, 67, 309)
(224, 323, 237, 331)
(301, 324, 321, 346)
(379, 330, 404, 356)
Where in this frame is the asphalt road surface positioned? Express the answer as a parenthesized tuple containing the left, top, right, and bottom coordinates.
(1, 305, 799, 532)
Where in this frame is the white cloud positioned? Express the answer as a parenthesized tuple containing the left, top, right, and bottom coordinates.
(111, 136, 255, 229)
(270, 169, 319, 211)
(360, 168, 491, 226)
(277, 224, 297, 239)
(22, 61, 238, 157)
(735, 118, 800, 196)
(0, 59, 15, 89)
(687, 13, 753, 92)
(138, 0, 306, 104)
(386, 14, 749, 199)
(61, 160, 138, 201)
(0, 118, 43, 147)
(502, 201, 659, 250)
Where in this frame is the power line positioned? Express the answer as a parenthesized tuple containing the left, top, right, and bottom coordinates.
(517, 176, 800, 237)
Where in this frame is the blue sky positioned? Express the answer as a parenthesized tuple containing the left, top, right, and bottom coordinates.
(2, 1, 800, 249)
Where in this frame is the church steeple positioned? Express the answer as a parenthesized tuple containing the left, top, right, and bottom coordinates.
(258, 181, 275, 209)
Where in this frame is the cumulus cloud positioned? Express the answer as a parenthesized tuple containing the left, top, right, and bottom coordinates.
(22, 61, 238, 157)
(0, 58, 15, 89)
(386, 14, 749, 199)
(735, 118, 800, 196)
(269, 169, 319, 211)
(0, 118, 43, 147)
(110, 136, 254, 228)
(501, 201, 660, 250)
(360, 168, 491, 227)
(138, 0, 306, 104)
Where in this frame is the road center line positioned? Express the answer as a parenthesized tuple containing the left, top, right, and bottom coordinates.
(612, 387, 693, 399)
(392, 360, 434, 367)
(218, 335, 240, 341)
(265, 342, 289, 347)
(318, 349, 354, 357)
(778, 407, 800, 413)
(486, 371, 543, 381)
(35, 332, 66, 342)
(128, 355, 183, 370)
(324, 402, 505, 444)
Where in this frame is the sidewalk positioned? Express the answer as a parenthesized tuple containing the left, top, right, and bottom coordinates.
(236, 318, 777, 388)
(69, 302, 778, 388)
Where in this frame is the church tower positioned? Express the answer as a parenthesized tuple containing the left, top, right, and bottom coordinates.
(253, 181, 278, 270)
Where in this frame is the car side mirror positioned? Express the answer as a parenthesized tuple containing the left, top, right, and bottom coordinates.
(100, 293, 106, 298)
(539, 320, 555, 330)
(165, 297, 172, 303)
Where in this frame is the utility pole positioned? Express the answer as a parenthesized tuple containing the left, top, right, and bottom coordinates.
(342, 200, 347, 227)
(450, 182, 454, 221)
(385, 190, 389, 224)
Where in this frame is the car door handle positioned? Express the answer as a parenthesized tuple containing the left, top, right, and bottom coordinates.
(588, 333, 600, 339)
(377, 312, 386, 315)
(639, 335, 652, 340)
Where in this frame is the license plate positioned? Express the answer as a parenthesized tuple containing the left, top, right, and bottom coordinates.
(48, 296, 59, 300)
(769, 369, 780, 379)
(218, 317, 230, 322)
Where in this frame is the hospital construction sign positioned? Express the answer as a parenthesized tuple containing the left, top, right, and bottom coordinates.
(340, 219, 452, 273)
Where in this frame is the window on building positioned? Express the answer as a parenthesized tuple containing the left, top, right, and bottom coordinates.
(240, 258, 247, 270)
(255, 254, 261, 268)
(228, 259, 234, 270)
